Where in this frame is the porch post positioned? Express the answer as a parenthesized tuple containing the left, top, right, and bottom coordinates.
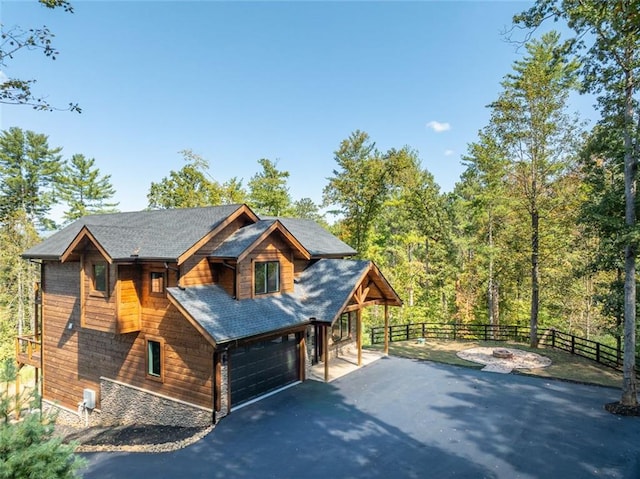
(324, 325, 330, 382)
(357, 308, 362, 367)
(384, 303, 389, 356)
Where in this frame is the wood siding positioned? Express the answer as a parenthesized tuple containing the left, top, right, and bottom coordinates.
(181, 216, 251, 287)
(42, 261, 214, 412)
(117, 265, 141, 333)
(236, 234, 294, 299)
(81, 249, 117, 333)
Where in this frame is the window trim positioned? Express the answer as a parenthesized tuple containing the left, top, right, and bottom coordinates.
(145, 336, 165, 383)
(90, 261, 109, 298)
(254, 261, 280, 295)
(149, 270, 166, 297)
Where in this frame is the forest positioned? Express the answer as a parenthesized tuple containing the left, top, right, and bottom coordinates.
(1, 1, 638, 397)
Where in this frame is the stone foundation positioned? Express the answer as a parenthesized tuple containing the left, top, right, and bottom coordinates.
(44, 400, 103, 428)
(100, 378, 213, 427)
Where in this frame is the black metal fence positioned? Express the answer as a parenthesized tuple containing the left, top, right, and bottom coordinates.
(370, 322, 640, 377)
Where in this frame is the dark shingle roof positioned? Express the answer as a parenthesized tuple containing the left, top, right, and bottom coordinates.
(261, 217, 356, 257)
(23, 205, 246, 261)
(167, 259, 370, 344)
(210, 220, 276, 258)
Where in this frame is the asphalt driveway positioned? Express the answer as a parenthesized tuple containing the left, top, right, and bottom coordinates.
(82, 356, 640, 479)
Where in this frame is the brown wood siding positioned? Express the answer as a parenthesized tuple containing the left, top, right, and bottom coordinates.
(181, 256, 214, 287)
(181, 216, 251, 287)
(293, 259, 309, 277)
(82, 249, 117, 333)
(236, 234, 294, 299)
(117, 265, 141, 333)
(42, 261, 214, 412)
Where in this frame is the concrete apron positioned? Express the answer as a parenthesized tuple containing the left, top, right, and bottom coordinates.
(309, 348, 383, 383)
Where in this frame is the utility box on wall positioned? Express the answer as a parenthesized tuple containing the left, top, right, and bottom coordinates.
(83, 388, 96, 409)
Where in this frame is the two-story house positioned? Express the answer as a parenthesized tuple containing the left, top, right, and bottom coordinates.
(20, 204, 401, 427)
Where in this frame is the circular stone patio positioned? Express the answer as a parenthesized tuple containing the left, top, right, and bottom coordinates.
(456, 347, 552, 373)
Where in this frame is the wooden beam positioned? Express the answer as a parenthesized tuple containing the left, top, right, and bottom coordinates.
(324, 325, 330, 382)
(214, 352, 222, 413)
(299, 332, 306, 382)
(384, 304, 389, 356)
(357, 308, 362, 367)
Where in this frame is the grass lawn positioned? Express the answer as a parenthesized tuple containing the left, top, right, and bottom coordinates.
(368, 339, 624, 389)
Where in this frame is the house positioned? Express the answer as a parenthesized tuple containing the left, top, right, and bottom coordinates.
(19, 204, 401, 427)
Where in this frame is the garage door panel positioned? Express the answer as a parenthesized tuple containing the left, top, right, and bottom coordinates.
(230, 335, 299, 407)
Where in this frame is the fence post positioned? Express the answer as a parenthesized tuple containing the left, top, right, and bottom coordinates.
(596, 342, 600, 363)
(514, 326, 518, 342)
(453, 324, 457, 341)
(405, 324, 410, 341)
(484, 324, 488, 341)
(422, 323, 425, 338)
(551, 329, 555, 349)
(571, 335, 575, 354)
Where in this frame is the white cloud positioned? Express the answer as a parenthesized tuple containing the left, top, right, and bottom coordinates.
(426, 120, 451, 133)
(444, 149, 454, 156)
(0, 70, 8, 84)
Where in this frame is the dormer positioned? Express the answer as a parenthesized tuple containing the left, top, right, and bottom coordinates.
(209, 220, 311, 299)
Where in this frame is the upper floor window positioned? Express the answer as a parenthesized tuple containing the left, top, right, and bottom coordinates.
(150, 271, 165, 295)
(255, 261, 280, 295)
(92, 262, 108, 295)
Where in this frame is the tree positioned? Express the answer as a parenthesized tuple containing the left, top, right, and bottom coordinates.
(0, 127, 62, 230)
(247, 158, 291, 216)
(0, 0, 79, 112)
(0, 211, 39, 359)
(147, 150, 222, 209)
(516, 0, 640, 410)
(0, 360, 84, 478)
(57, 154, 118, 222)
(459, 128, 510, 331)
(323, 130, 411, 256)
(220, 177, 247, 205)
(291, 198, 326, 223)
(489, 31, 580, 347)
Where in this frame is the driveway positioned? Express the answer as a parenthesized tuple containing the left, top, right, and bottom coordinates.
(82, 356, 640, 479)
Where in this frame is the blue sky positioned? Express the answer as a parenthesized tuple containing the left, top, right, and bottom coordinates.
(1, 1, 596, 216)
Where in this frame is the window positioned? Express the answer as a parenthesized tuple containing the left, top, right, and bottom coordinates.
(146, 338, 163, 381)
(255, 261, 280, 295)
(92, 262, 108, 295)
(150, 271, 165, 295)
(332, 312, 353, 341)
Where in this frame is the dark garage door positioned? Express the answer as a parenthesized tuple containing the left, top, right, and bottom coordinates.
(230, 334, 299, 407)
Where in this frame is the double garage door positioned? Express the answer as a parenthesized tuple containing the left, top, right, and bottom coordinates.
(230, 334, 300, 407)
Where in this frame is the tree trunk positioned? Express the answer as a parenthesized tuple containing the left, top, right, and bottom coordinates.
(530, 209, 539, 348)
(621, 64, 638, 407)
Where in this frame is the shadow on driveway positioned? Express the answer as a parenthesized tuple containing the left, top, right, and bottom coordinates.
(82, 356, 640, 479)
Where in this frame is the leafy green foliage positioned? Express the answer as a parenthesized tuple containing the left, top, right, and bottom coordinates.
(147, 150, 223, 209)
(57, 154, 118, 223)
(0, 127, 62, 230)
(515, 0, 640, 409)
(0, 361, 84, 479)
(247, 159, 291, 216)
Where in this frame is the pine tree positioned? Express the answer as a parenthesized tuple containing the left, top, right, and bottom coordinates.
(57, 154, 118, 223)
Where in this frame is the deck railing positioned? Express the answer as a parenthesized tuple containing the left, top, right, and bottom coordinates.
(370, 322, 639, 378)
(15, 335, 41, 368)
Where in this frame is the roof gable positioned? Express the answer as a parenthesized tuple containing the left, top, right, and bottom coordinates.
(210, 219, 311, 261)
(23, 204, 258, 262)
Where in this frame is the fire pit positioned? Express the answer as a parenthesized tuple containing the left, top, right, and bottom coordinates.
(492, 348, 514, 359)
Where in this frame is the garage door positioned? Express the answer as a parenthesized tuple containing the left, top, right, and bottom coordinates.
(230, 334, 299, 407)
